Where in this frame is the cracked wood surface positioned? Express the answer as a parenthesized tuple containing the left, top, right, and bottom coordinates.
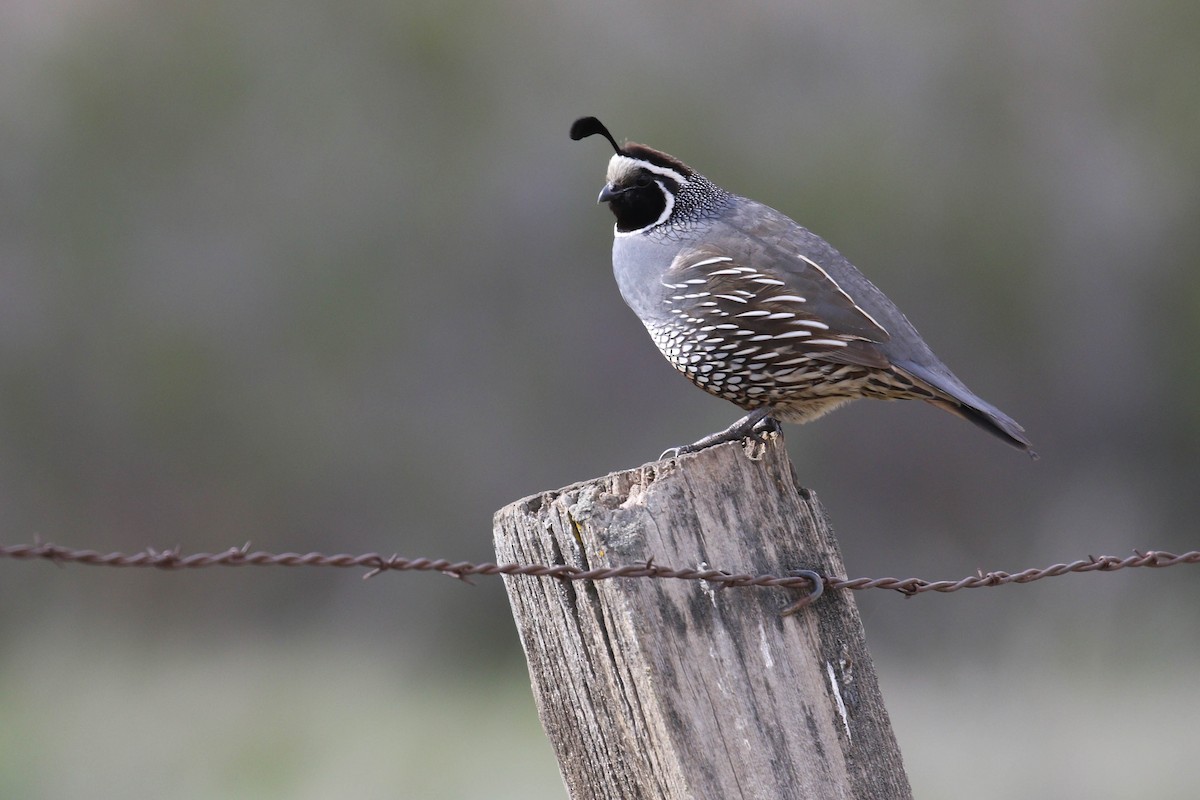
(494, 434, 911, 800)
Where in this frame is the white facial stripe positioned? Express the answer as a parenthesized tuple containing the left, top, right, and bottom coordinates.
(607, 154, 687, 185)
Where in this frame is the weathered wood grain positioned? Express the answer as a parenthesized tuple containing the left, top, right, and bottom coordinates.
(494, 434, 911, 800)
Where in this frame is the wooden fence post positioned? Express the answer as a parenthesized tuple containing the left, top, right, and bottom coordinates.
(493, 433, 911, 800)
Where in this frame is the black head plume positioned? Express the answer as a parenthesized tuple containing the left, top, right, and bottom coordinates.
(570, 116, 623, 155)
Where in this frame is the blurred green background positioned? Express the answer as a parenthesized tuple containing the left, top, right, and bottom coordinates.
(2, 0, 1198, 797)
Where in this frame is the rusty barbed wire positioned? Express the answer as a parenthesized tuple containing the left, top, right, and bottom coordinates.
(1, 541, 1196, 598)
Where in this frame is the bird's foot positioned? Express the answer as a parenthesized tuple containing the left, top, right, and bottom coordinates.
(659, 408, 777, 460)
(751, 415, 782, 436)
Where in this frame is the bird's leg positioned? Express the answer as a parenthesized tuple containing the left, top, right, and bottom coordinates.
(660, 407, 775, 459)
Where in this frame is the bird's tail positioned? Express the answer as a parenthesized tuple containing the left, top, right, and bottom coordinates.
(896, 360, 1036, 458)
(926, 397, 1036, 457)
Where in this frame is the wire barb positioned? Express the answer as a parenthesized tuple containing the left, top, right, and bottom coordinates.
(780, 569, 825, 616)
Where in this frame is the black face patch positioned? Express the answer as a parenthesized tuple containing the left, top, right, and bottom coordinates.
(605, 172, 669, 233)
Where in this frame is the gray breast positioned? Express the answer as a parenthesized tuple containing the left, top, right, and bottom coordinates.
(611, 227, 701, 324)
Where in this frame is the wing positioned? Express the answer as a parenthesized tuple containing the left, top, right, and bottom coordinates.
(660, 245, 893, 371)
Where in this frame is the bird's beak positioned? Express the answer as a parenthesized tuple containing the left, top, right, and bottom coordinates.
(597, 183, 622, 204)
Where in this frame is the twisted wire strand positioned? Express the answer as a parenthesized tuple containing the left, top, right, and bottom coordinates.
(1, 541, 1195, 597)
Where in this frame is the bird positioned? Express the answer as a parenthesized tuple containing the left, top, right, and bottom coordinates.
(570, 116, 1035, 458)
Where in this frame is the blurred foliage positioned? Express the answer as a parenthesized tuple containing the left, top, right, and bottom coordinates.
(1, 0, 1198, 796)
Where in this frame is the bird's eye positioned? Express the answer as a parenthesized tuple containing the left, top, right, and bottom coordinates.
(634, 174, 653, 189)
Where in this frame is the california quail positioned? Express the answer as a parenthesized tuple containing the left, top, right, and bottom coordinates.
(570, 116, 1034, 457)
